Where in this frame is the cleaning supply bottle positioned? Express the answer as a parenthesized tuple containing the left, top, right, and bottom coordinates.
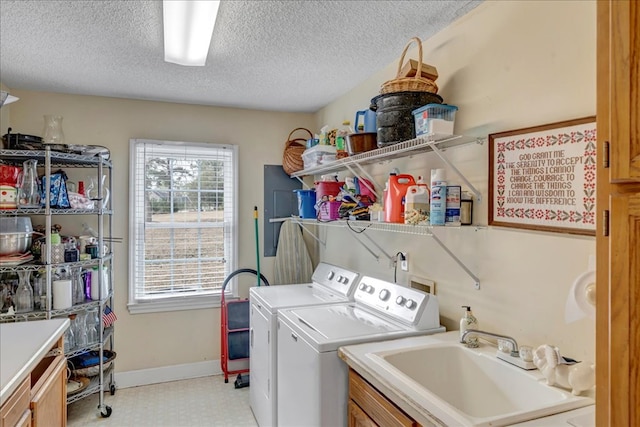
(384, 173, 416, 223)
(429, 168, 447, 226)
(404, 185, 430, 225)
(335, 120, 352, 159)
(460, 306, 479, 348)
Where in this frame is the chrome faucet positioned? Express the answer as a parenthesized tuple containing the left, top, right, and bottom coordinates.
(460, 329, 519, 356)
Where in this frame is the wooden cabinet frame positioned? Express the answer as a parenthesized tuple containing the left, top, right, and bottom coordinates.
(596, 1, 640, 426)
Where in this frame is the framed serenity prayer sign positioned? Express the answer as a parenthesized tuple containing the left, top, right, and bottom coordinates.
(488, 117, 597, 236)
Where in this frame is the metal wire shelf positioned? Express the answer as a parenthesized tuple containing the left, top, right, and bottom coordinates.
(291, 134, 484, 178)
(66, 363, 115, 405)
(0, 148, 112, 168)
(65, 327, 114, 359)
(0, 253, 113, 274)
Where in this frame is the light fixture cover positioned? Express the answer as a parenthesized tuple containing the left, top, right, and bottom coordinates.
(163, 0, 220, 66)
(0, 91, 19, 108)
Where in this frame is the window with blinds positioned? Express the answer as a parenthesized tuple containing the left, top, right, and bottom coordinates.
(128, 139, 238, 313)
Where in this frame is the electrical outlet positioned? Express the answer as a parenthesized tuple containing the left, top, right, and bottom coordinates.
(400, 252, 408, 271)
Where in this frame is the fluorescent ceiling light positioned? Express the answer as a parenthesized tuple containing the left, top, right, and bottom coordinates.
(163, 0, 220, 66)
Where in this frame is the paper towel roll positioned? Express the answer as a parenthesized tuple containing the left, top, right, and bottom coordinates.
(565, 270, 596, 323)
(52, 279, 73, 309)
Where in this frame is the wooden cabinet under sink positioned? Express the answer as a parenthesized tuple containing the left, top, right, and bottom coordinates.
(0, 338, 66, 427)
(348, 369, 420, 427)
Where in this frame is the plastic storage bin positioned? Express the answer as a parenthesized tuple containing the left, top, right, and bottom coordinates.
(294, 189, 317, 218)
(302, 145, 337, 169)
(318, 201, 341, 220)
(412, 104, 458, 137)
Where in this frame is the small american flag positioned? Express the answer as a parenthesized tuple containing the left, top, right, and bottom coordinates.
(103, 305, 118, 328)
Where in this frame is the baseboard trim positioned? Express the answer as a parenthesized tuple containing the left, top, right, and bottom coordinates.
(114, 360, 223, 389)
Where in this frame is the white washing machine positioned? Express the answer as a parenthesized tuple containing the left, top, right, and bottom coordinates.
(276, 276, 445, 427)
(249, 262, 360, 427)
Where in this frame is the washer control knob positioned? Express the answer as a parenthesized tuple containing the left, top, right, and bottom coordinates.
(379, 289, 390, 301)
(405, 299, 416, 309)
(327, 271, 335, 280)
(341, 277, 349, 285)
(359, 283, 367, 291)
(337, 275, 344, 283)
(396, 296, 406, 305)
(367, 286, 375, 294)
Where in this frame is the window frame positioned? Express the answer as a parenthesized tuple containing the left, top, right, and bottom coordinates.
(127, 138, 239, 314)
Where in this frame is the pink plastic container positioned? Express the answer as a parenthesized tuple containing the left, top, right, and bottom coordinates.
(318, 201, 341, 220)
(315, 181, 344, 202)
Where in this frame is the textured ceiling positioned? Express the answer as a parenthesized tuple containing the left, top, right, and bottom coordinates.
(0, 0, 481, 113)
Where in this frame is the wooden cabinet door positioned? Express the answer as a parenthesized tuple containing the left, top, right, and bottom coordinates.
(609, 0, 640, 181)
(0, 378, 30, 427)
(597, 1, 640, 426)
(30, 355, 66, 427)
(609, 192, 640, 426)
(348, 370, 418, 427)
(348, 400, 377, 427)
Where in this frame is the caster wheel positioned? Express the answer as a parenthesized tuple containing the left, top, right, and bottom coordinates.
(110, 384, 116, 395)
(100, 406, 112, 418)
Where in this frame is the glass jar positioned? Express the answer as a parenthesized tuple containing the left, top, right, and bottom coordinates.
(86, 307, 99, 343)
(72, 266, 85, 305)
(64, 315, 76, 350)
(15, 271, 34, 313)
(73, 312, 88, 348)
(32, 270, 45, 310)
(42, 115, 65, 145)
(17, 159, 41, 208)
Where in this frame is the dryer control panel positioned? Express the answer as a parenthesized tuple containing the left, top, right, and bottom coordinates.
(311, 262, 360, 299)
(354, 276, 440, 330)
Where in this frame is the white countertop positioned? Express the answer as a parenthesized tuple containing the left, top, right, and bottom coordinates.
(0, 318, 70, 406)
(339, 331, 595, 427)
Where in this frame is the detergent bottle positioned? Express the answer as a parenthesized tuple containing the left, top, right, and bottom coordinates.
(404, 185, 430, 225)
(384, 173, 416, 223)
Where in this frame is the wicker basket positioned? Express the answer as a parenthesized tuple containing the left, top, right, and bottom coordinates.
(68, 350, 116, 377)
(380, 37, 439, 95)
(282, 128, 313, 176)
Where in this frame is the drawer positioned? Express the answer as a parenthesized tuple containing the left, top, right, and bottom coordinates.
(1, 377, 30, 427)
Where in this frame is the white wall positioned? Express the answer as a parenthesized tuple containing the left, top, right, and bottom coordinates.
(316, 0, 597, 361)
(2, 0, 596, 374)
(5, 92, 315, 372)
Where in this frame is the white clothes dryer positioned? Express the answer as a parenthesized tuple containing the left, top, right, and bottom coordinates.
(249, 262, 360, 427)
(276, 276, 445, 427)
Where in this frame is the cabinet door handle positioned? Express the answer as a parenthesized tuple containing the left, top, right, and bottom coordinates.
(250, 328, 254, 347)
(291, 333, 298, 342)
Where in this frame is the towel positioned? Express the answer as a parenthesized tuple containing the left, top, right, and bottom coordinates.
(273, 220, 313, 284)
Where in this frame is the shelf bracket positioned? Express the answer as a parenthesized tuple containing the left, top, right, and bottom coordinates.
(343, 163, 382, 201)
(428, 139, 483, 202)
(294, 175, 311, 189)
(269, 217, 326, 247)
(346, 231, 380, 261)
(430, 230, 481, 290)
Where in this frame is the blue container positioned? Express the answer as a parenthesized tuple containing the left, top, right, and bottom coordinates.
(294, 189, 317, 218)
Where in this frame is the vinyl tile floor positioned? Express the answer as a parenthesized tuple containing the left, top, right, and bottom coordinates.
(67, 375, 258, 427)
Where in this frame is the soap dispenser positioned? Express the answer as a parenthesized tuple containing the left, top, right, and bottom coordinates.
(460, 306, 479, 348)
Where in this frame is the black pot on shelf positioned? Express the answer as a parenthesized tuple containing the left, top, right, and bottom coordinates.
(370, 91, 443, 147)
(1, 128, 43, 150)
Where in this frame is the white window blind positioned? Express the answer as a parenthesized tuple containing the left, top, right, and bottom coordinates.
(128, 139, 237, 313)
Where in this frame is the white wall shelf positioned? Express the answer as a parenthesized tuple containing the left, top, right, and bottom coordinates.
(270, 217, 483, 289)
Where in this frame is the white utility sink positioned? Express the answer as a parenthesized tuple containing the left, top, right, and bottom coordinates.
(363, 335, 594, 426)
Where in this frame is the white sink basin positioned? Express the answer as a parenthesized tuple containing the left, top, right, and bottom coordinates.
(366, 340, 594, 426)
